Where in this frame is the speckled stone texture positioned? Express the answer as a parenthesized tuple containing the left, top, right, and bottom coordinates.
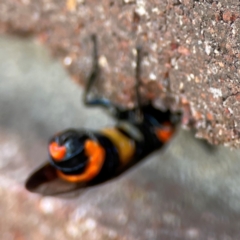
(1, 35, 240, 240)
(0, 0, 239, 147)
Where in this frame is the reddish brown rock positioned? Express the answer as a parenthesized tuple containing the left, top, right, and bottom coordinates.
(0, 0, 240, 148)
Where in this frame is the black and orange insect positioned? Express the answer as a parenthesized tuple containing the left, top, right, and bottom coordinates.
(25, 36, 180, 195)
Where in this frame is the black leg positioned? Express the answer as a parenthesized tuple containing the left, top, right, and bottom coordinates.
(83, 36, 144, 122)
(83, 35, 117, 111)
(134, 47, 143, 123)
(83, 35, 99, 105)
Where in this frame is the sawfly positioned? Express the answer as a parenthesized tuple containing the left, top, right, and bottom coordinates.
(25, 35, 180, 195)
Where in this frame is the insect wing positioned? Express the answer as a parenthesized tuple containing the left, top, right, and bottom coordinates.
(25, 163, 86, 196)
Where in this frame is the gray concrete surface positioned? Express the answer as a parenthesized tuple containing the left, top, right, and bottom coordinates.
(0, 35, 240, 239)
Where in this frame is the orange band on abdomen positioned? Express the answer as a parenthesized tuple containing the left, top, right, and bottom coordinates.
(101, 128, 135, 165)
(57, 140, 105, 183)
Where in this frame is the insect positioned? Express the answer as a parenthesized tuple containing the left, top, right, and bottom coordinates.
(25, 35, 180, 195)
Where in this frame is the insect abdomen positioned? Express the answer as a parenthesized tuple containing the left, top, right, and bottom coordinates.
(101, 127, 136, 166)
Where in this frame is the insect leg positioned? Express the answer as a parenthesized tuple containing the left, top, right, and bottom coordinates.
(134, 47, 144, 123)
(83, 35, 116, 111)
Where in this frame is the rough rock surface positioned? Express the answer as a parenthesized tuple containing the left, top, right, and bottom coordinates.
(0, 0, 239, 147)
(1, 35, 240, 240)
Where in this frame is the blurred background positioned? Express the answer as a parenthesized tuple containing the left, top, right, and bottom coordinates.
(1, 35, 240, 240)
